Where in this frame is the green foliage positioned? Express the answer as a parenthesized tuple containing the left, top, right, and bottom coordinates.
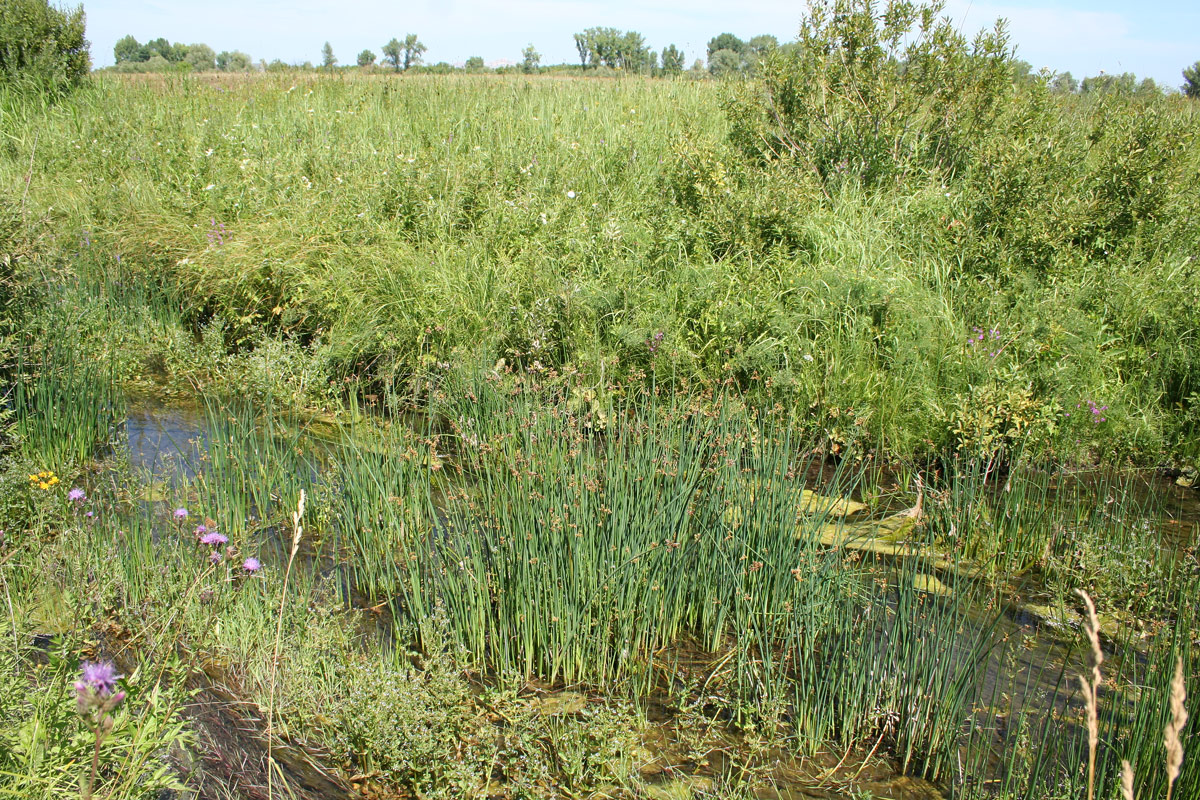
(381, 37, 402, 70)
(184, 43, 215, 71)
(1184, 60, 1200, 98)
(11, 319, 124, 472)
(708, 48, 744, 77)
(573, 27, 653, 72)
(215, 49, 251, 71)
(707, 32, 745, 58)
(320, 41, 336, 69)
(520, 43, 540, 74)
(356, 48, 374, 67)
(112, 34, 139, 63)
(328, 653, 483, 795)
(401, 33, 426, 70)
(0, 639, 191, 799)
(3, 62, 1198, 463)
(726, 0, 1015, 186)
(660, 43, 684, 76)
(0, 0, 88, 94)
(1051, 70, 1077, 93)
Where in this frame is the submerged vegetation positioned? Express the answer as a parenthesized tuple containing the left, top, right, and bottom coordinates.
(0, 1, 1197, 797)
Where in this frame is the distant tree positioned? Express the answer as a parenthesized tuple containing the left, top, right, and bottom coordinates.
(747, 34, 777, 57)
(617, 30, 650, 72)
(520, 43, 540, 74)
(113, 34, 142, 63)
(743, 34, 777, 74)
(216, 50, 252, 72)
(356, 49, 375, 67)
(142, 54, 170, 72)
(708, 48, 743, 77)
(689, 58, 705, 74)
(1135, 77, 1161, 98)
(660, 44, 684, 76)
(144, 37, 172, 61)
(1081, 71, 1136, 95)
(0, 0, 90, 92)
(381, 38, 402, 71)
(1183, 61, 1200, 99)
(576, 27, 622, 69)
(401, 34, 426, 70)
(321, 41, 336, 69)
(185, 43, 216, 71)
(464, 55, 484, 72)
(265, 59, 289, 72)
(574, 27, 655, 71)
(573, 33, 589, 69)
(1050, 70, 1077, 94)
(706, 33, 745, 60)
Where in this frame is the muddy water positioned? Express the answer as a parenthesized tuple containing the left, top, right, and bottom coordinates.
(118, 403, 1198, 799)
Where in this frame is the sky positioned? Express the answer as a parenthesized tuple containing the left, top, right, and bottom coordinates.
(81, 0, 1200, 88)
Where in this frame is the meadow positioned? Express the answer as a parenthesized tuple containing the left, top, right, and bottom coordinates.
(0, 28, 1198, 800)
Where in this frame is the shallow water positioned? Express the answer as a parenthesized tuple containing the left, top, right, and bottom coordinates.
(123, 403, 207, 478)
(115, 400, 1198, 798)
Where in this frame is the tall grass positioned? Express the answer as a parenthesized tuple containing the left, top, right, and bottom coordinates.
(9, 327, 123, 471)
(2, 71, 1197, 462)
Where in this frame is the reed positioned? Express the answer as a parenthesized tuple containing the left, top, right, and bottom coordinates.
(10, 328, 123, 471)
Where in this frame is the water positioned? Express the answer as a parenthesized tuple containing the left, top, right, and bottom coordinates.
(114, 401, 1198, 798)
(123, 403, 207, 479)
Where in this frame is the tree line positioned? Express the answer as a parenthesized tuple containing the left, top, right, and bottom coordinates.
(103, 27, 1200, 97)
(4, 0, 1199, 97)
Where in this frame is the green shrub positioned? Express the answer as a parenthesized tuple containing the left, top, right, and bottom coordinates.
(0, 0, 89, 94)
(725, 0, 1015, 188)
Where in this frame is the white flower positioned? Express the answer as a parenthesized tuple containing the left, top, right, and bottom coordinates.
(566, 190, 577, 199)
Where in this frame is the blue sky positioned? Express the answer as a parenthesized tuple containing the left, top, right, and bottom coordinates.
(83, 1, 1199, 87)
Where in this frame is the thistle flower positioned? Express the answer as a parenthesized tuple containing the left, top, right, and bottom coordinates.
(242, 557, 261, 573)
(209, 551, 222, 564)
(200, 531, 228, 546)
(193, 524, 208, 537)
(75, 660, 125, 799)
(68, 488, 86, 502)
(173, 507, 189, 520)
(77, 660, 120, 697)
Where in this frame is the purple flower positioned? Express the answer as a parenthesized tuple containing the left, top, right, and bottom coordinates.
(242, 557, 261, 573)
(209, 551, 222, 564)
(200, 531, 228, 546)
(173, 508, 188, 520)
(68, 488, 86, 502)
(77, 661, 120, 697)
(85, 511, 94, 518)
(193, 524, 208, 537)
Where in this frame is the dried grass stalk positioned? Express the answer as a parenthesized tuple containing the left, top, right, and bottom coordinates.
(1077, 589, 1103, 800)
(1165, 656, 1188, 800)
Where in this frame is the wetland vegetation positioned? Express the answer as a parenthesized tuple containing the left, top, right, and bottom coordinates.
(0, 2, 1197, 798)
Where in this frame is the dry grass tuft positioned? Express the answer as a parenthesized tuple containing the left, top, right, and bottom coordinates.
(1165, 656, 1188, 800)
(1077, 588, 1103, 800)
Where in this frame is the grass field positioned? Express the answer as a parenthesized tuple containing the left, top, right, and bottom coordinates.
(0, 52, 1197, 800)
